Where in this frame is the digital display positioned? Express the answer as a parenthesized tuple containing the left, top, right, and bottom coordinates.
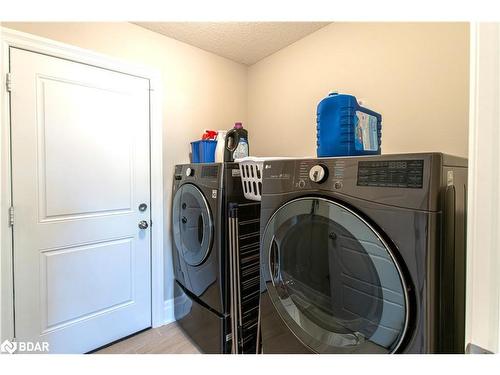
(201, 165, 218, 178)
(357, 160, 424, 188)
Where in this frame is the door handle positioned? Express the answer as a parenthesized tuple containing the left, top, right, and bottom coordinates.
(270, 237, 280, 280)
(138, 220, 149, 230)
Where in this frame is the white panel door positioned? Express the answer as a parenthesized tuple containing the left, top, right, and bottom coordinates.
(9, 48, 152, 353)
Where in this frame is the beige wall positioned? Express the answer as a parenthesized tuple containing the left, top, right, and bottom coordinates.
(248, 22, 470, 158)
(3, 22, 248, 304)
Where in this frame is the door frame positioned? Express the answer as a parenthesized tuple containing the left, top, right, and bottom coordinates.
(465, 22, 500, 354)
(0, 27, 165, 342)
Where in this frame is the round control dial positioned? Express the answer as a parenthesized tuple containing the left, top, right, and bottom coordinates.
(185, 167, 194, 177)
(309, 164, 328, 183)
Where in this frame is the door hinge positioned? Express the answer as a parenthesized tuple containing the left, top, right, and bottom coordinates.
(9, 206, 14, 227)
(6, 72, 12, 92)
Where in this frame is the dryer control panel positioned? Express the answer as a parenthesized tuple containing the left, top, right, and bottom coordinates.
(173, 164, 221, 190)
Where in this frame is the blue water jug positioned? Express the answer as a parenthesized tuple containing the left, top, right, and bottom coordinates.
(316, 92, 382, 157)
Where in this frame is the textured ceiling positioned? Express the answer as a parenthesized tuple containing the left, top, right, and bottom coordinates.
(134, 22, 331, 65)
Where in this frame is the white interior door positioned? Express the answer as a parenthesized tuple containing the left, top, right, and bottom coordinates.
(9, 47, 152, 353)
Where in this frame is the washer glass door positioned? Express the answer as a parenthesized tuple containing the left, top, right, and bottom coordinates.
(173, 183, 213, 266)
(262, 197, 408, 353)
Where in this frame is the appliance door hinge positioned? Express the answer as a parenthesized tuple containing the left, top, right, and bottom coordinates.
(9, 206, 14, 227)
(6, 72, 12, 92)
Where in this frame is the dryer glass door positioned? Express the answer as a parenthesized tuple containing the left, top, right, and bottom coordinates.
(173, 183, 213, 266)
(262, 197, 408, 353)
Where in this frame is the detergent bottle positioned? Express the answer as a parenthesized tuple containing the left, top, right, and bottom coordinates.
(224, 122, 249, 162)
(215, 130, 227, 163)
(316, 92, 382, 157)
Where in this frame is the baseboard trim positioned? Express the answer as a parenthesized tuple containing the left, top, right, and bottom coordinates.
(163, 299, 175, 326)
(162, 294, 191, 326)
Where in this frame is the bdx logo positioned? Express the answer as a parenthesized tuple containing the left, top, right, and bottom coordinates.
(1, 339, 50, 354)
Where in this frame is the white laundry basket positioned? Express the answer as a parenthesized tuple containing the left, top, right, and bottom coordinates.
(236, 157, 295, 201)
(236, 157, 265, 201)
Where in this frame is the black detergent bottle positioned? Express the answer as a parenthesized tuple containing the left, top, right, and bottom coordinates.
(224, 122, 249, 161)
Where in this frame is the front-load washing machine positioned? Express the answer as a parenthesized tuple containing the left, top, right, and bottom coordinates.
(258, 153, 467, 354)
(172, 162, 259, 353)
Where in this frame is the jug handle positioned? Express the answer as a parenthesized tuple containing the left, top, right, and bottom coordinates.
(225, 130, 240, 152)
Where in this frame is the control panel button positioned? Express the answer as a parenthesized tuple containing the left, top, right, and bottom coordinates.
(298, 179, 306, 188)
(309, 164, 328, 183)
(185, 167, 194, 177)
(334, 181, 343, 190)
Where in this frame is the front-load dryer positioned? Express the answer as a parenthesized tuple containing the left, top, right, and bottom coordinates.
(258, 153, 467, 354)
(172, 162, 257, 353)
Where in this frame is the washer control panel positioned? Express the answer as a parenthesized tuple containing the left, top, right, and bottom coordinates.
(261, 156, 433, 211)
(309, 164, 328, 183)
(291, 159, 346, 190)
(357, 160, 424, 188)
